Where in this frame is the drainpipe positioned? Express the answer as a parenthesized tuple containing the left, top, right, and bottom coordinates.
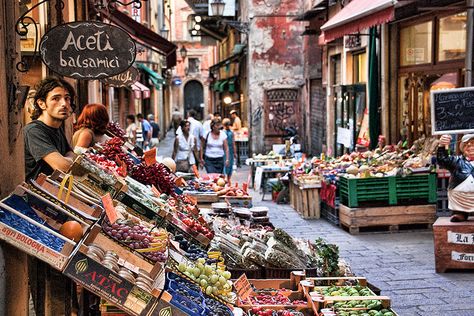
(465, 0, 474, 87)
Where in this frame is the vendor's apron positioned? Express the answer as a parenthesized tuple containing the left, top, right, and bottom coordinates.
(448, 174, 474, 212)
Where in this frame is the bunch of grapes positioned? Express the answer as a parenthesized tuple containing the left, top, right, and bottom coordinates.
(102, 220, 167, 262)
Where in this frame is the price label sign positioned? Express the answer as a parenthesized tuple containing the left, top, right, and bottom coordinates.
(143, 148, 157, 166)
(102, 193, 118, 224)
(234, 274, 254, 301)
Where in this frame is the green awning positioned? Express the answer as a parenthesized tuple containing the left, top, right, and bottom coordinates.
(218, 80, 228, 92)
(137, 63, 164, 88)
(228, 79, 235, 93)
(213, 81, 221, 91)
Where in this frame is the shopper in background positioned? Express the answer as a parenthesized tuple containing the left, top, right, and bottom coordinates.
(24, 76, 76, 181)
(203, 113, 213, 135)
(125, 114, 137, 144)
(201, 118, 229, 173)
(178, 109, 204, 151)
(136, 113, 152, 150)
(171, 107, 182, 132)
(172, 120, 199, 172)
(213, 112, 221, 121)
(148, 113, 160, 148)
(72, 103, 110, 154)
(222, 118, 237, 181)
(437, 134, 474, 222)
(230, 109, 242, 131)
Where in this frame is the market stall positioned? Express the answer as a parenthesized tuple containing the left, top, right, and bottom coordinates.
(0, 122, 405, 315)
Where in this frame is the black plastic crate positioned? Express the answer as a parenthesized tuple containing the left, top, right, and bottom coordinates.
(320, 200, 339, 226)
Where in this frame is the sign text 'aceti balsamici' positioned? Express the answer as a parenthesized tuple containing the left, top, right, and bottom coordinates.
(40, 21, 136, 80)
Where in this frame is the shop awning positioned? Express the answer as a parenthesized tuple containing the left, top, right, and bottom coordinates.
(218, 80, 228, 92)
(213, 81, 221, 91)
(228, 78, 236, 92)
(320, 0, 397, 43)
(97, 8, 177, 68)
(137, 63, 164, 89)
(131, 82, 151, 99)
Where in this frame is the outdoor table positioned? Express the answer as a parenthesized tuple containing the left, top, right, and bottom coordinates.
(254, 165, 291, 201)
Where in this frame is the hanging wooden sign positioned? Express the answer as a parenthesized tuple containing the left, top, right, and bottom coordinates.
(39, 21, 136, 80)
(101, 66, 139, 87)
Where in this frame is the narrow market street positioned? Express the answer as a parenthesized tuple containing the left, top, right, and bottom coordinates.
(155, 131, 474, 316)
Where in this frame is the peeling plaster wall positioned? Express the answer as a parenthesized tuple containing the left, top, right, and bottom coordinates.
(247, 0, 305, 153)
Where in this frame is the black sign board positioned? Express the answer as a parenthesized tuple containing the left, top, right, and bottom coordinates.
(101, 66, 139, 87)
(64, 251, 154, 314)
(40, 21, 136, 80)
(431, 87, 474, 135)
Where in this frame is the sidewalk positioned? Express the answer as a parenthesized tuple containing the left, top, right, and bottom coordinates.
(157, 131, 474, 316)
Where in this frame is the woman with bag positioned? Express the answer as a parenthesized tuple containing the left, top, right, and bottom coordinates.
(200, 118, 229, 174)
(172, 120, 199, 172)
(222, 118, 237, 181)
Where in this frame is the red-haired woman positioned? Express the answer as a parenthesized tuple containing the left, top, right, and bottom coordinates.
(72, 103, 110, 153)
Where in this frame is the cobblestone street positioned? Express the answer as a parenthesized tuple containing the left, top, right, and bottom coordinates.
(158, 131, 474, 316)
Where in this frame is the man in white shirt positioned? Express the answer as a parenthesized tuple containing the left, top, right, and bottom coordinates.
(202, 113, 213, 135)
(178, 110, 204, 150)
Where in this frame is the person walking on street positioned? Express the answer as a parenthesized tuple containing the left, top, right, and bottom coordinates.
(24, 76, 77, 181)
(125, 114, 137, 144)
(172, 120, 199, 172)
(148, 113, 160, 148)
(171, 107, 182, 132)
(136, 113, 152, 150)
(203, 113, 213, 135)
(178, 109, 204, 151)
(201, 118, 229, 174)
(230, 110, 242, 131)
(72, 103, 110, 154)
(222, 118, 237, 181)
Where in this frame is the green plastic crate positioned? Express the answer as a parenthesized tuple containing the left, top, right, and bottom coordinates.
(338, 173, 437, 207)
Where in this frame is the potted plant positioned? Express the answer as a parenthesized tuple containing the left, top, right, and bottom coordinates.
(271, 180, 284, 202)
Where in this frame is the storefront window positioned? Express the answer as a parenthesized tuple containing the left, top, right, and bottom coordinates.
(438, 12, 467, 62)
(400, 21, 432, 66)
(353, 52, 367, 83)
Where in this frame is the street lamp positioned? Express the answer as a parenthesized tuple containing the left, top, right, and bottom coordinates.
(160, 25, 169, 39)
(210, 0, 225, 17)
(180, 46, 188, 59)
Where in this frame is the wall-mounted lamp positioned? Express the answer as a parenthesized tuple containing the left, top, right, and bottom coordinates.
(223, 94, 233, 105)
(160, 25, 169, 39)
(210, 0, 225, 17)
(180, 46, 188, 59)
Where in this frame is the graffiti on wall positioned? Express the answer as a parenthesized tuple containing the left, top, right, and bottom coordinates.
(251, 105, 263, 126)
(264, 89, 300, 136)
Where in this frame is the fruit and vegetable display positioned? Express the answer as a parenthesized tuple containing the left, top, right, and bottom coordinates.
(176, 258, 234, 301)
(249, 308, 304, 316)
(326, 300, 395, 316)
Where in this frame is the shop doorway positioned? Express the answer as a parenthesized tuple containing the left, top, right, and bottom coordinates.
(398, 72, 460, 146)
(184, 80, 204, 120)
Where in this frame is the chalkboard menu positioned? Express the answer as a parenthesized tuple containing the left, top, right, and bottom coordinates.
(430, 87, 474, 135)
(40, 21, 136, 80)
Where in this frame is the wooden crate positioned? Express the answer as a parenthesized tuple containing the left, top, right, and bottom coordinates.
(290, 179, 321, 219)
(433, 217, 474, 273)
(339, 204, 436, 234)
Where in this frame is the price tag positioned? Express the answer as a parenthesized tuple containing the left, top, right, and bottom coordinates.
(143, 148, 157, 166)
(116, 157, 128, 177)
(234, 274, 254, 301)
(101, 193, 118, 224)
(152, 185, 162, 198)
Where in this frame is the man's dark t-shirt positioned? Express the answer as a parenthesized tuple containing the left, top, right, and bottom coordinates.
(24, 120, 72, 181)
(150, 122, 160, 138)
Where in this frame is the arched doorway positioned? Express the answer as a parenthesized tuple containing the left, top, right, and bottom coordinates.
(184, 80, 204, 120)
